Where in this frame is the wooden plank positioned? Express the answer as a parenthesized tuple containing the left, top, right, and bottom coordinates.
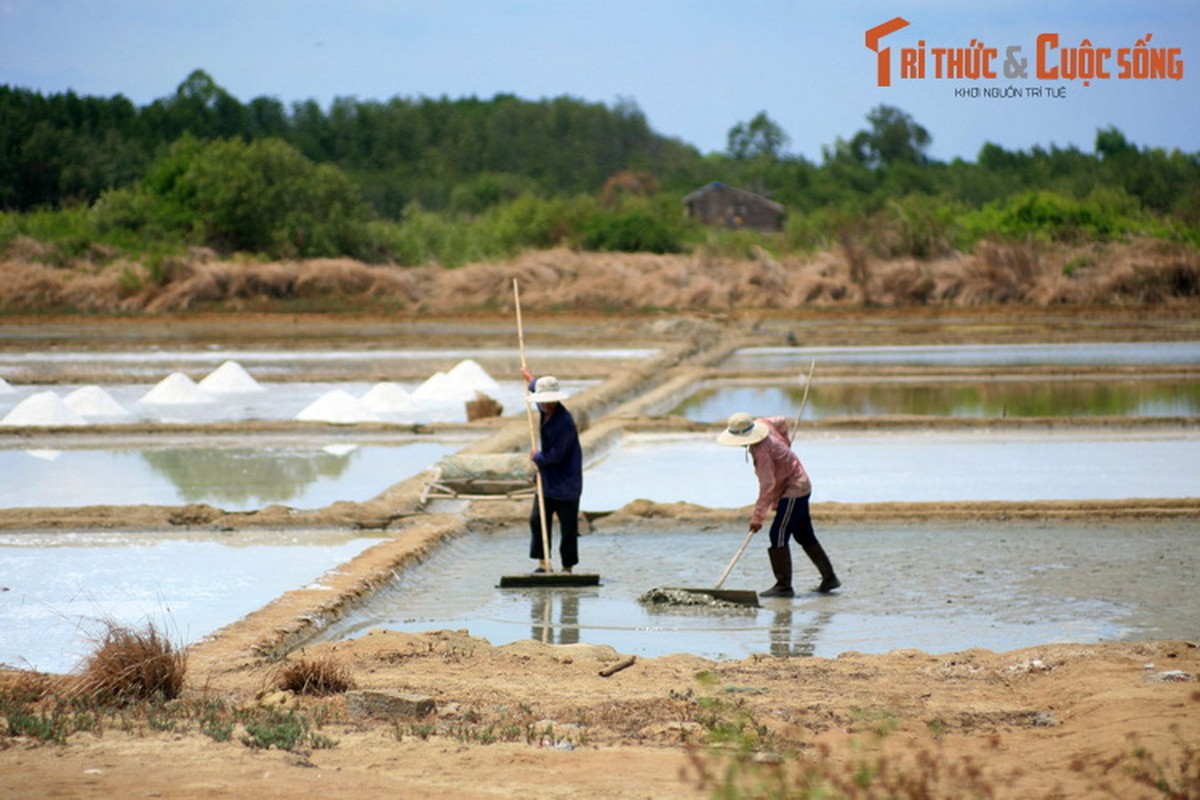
(498, 573, 601, 588)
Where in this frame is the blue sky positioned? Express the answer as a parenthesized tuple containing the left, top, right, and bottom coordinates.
(2, 1, 1197, 162)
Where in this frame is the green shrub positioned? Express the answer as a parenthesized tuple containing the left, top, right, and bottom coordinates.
(580, 198, 685, 253)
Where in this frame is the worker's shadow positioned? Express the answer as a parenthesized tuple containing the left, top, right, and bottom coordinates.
(768, 608, 834, 657)
(529, 590, 582, 645)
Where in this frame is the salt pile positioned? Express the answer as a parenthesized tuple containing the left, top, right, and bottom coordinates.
(139, 372, 216, 405)
(295, 390, 381, 424)
(0, 377, 15, 394)
(412, 371, 474, 403)
(1, 391, 87, 426)
(413, 360, 500, 404)
(361, 382, 416, 412)
(322, 443, 359, 456)
(64, 386, 132, 418)
(199, 360, 266, 393)
(447, 359, 500, 392)
(25, 449, 63, 461)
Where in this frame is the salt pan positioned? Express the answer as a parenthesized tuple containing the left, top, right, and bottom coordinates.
(139, 373, 216, 405)
(1, 391, 87, 426)
(361, 382, 416, 412)
(199, 360, 266, 393)
(65, 386, 132, 418)
(295, 390, 381, 424)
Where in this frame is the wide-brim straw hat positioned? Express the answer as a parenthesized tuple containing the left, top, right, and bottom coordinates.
(716, 412, 769, 446)
(527, 375, 569, 404)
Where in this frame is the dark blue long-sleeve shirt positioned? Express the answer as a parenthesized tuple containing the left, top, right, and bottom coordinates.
(533, 403, 582, 501)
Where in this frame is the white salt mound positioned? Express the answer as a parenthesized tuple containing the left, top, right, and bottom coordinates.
(139, 372, 216, 405)
(0, 377, 15, 394)
(1, 391, 87, 426)
(295, 390, 381, 424)
(361, 382, 416, 412)
(322, 443, 359, 456)
(65, 385, 132, 418)
(412, 371, 476, 403)
(447, 359, 500, 391)
(25, 449, 63, 461)
(199, 360, 266, 393)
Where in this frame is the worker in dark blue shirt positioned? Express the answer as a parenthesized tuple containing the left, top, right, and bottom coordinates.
(522, 368, 583, 573)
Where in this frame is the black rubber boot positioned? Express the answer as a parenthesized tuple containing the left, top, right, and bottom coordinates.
(760, 547, 795, 598)
(802, 541, 841, 593)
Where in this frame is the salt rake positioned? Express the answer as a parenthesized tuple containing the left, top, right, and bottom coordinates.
(655, 531, 761, 607)
(498, 278, 600, 590)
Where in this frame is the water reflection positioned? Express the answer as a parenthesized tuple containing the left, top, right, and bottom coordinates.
(529, 590, 583, 645)
(768, 608, 834, 658)
(141, 447, 355, 505)
(0, 442, 455, 511)
(674, 380, 1200, 421)
(723, 342, 1200, 369)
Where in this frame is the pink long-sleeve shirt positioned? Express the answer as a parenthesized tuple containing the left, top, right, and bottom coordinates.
(748, 416, 812, 527)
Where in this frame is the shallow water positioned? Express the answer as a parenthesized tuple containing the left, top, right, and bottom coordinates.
(314, 520, 1199, 660)
(674, 379, 1200, 421)
(0, 441, 457, 511)
(722, 342, 1200, 370)
(580, 429, 1200, 510)
(0, 529, 386, 673)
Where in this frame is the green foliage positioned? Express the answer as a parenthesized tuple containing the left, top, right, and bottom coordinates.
(580, 196, 687, 253)
(2, 73, 1199, 265)
(958, 189, 1153, 245)
(93, 136, 377, 259)
(240, 707, 310, 751)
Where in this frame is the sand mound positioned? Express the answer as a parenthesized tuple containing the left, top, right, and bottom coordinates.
(198, 360, 266, 393)
(1, 391, 88, 426)
(361, 382, 416, 412)
(295, 390, 382, 424)
(139, 373, 217, 405)
(64, 385, 132, 418)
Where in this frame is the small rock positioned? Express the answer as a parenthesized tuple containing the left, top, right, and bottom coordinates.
(345, 690, 436, 720)
(1146, 670, 1194, 683)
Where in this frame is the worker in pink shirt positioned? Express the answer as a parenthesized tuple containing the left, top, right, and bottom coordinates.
(717, 412, 840, 597)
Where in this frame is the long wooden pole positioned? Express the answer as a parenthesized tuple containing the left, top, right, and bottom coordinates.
(514, 279, 553, 572)
(790, 358, 816, 444)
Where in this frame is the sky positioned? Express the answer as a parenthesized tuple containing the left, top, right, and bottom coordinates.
(1, 0, 1197, 163)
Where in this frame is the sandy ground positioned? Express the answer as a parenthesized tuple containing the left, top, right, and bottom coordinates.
(2, 302, 1199, 798)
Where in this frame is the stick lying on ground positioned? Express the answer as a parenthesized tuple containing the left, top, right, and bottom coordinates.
(599, 655, 636, 677)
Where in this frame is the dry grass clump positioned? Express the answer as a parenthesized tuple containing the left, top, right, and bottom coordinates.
(76, 622, 186, 704)
(274, 655, 356, 696)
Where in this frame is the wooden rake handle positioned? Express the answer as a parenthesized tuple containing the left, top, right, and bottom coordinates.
(715, 528, 756, 589)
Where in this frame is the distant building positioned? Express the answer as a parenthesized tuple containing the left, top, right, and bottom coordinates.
(683, 182, 785, 232)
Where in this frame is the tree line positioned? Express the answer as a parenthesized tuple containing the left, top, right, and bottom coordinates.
(1, 69, 1197, 265)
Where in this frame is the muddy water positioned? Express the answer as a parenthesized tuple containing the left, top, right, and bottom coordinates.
(580, 429, 1200, 510)
(0, 529, 387, 674)
(314, 519, 1199, 661)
